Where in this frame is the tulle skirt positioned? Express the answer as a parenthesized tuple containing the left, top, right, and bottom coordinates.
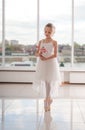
(32, 57, 61, 98)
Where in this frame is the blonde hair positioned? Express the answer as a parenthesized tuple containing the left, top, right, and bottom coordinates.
(45, 23, 55, 33)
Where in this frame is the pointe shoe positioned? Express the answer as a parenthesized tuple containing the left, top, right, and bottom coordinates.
(47, 98, 53, 111)
(44, 100, 48, 112)
(44, 98, 53, 112)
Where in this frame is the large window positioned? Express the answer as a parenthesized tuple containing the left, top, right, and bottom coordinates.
(5, 0, 37, 66)
(74, 0, 85, 67)
(0, 0, 2, 66)
(40, 0, 72, 67)
(0, 0, 85, 68)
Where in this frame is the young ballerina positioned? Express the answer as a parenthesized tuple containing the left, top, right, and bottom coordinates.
(34, 23, 61, 112)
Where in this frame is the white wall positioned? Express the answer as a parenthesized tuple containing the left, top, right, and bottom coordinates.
(0, 67, 85, 83)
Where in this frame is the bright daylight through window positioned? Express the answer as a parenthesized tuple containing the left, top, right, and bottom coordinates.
(40, 0, 71, 67)
(0, 0, 85, 68)
(5, 0, 37, 67)
(74, 0, 85, 67)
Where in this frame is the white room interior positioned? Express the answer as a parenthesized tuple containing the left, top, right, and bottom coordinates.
(0, 0, 85, 130)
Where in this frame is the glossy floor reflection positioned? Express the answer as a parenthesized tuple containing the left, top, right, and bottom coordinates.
(0, 99, 85, 130)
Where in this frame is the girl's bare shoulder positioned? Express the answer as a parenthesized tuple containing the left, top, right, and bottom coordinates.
(38, 39, 44, 44)
(52, 40, 58, 46)
(38, 39, 43, 47)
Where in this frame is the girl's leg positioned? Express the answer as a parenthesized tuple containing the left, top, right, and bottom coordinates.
(45, 81, 51, 99)
(44, 81, 53, 112)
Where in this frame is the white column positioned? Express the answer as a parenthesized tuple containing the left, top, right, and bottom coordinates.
(2, 0, 5, 66)
(37, 0, 39, 43)
(36, 0, 40, 114)
(71, 0, 74, 67)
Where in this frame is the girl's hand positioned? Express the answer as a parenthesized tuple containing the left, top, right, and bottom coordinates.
(40, 54, 46, 61)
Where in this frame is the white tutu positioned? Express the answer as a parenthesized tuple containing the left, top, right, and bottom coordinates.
(32, 42, 61, 98)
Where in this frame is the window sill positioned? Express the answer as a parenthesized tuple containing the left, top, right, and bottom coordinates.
(0, 66, 85, 84)
(0, 66, 85, 72)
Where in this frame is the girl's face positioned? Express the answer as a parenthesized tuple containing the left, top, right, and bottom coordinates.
(44, 27, 54, 39)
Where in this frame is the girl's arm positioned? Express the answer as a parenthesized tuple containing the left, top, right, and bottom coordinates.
(35, 40, 45, 61)
(35, 41, 41, 57)
(35, 40, 48, 61)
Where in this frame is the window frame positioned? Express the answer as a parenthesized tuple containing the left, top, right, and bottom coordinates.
(1, 0, 83, 68)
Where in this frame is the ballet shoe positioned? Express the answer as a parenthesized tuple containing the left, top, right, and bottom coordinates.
(47, 98, 53, 111)
(44, 98, 53, 112)
(44, 100, 48, 112)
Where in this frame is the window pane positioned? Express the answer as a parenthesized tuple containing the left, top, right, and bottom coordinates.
(0, 0, 2, 66)
(74, 0, 85, 68)
(40, 0, 72, 67)
(5, 0, 37, 67)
